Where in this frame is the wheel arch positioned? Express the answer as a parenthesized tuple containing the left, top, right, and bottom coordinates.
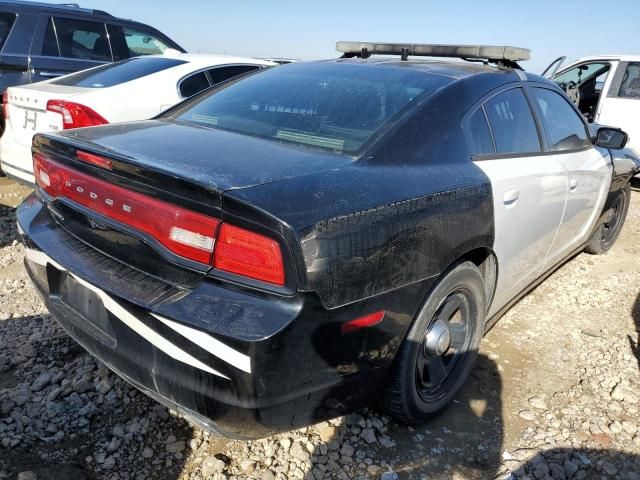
(453, 246, 498, 316)
(398, 245, 498, 346)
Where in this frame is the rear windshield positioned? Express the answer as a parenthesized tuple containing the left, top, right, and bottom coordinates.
(172, 62, 449, 153)
(52, 57, 186, 88)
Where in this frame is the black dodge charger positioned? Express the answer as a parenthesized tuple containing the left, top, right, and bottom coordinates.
(16, 43, 637, 438)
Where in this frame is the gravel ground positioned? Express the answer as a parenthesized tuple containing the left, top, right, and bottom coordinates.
(0, 176, 639, 480)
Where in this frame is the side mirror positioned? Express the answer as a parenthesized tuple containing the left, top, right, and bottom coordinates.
(595, 127, 629, 150)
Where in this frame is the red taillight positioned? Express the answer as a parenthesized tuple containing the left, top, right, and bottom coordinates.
(33, 152, 219, 264)
(3, 90, 9, 120)
(33, 152, 287, 285)
(214, 224, 285, 286)
(46, 100, 108, 129)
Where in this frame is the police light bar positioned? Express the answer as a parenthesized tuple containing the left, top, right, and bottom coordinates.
(336, 42, 530, 62)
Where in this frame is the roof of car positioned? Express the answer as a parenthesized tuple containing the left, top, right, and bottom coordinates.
(330, 57, 498, 78)
(154, 53, 276, 69)
(0, 0, 112, 16)
(324, 57, 555, 84)
(570, 55, 640, 63)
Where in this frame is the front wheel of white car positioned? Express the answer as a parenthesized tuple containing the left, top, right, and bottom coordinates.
(585, 182, 630, 255)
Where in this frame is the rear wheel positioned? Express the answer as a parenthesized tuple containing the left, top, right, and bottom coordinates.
(382, 261, 486, 423)
(585, 182, 630, 255)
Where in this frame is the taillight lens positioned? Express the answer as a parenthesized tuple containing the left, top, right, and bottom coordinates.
(33, 152, 287, 286)
(33, 152, 219, 264)
(46, 100, 108, 129)
(214, 224, 285, 286)
(3, 90, 9, 120)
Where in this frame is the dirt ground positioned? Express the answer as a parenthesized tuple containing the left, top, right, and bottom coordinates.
(0, 175, 639, 480)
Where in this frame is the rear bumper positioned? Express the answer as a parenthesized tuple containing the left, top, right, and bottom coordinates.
(17, 193, 418, 438)
(0, 134, 34, 185)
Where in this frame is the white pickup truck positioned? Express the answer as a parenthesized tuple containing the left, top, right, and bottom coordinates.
(544, 55, 640, 154)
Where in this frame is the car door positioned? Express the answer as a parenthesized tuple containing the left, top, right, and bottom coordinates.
(29, 15, 112, 82)
(597, 61, 640, 153)
(529, 85, 612, 269)
(466, 86, 568, 316)
(542, 55, 566, 78)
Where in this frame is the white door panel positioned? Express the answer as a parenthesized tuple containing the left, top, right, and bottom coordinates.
(543, 148, 611, 270)
(475, 156, 568, 317)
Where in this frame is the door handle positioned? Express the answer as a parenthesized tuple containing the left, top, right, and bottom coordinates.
(503, 188, 519, 206)
(38, 71, 64, 78)
(569, 178, 578, 191)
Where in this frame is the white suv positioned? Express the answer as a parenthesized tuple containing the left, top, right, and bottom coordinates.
(544, 55, 640, 153)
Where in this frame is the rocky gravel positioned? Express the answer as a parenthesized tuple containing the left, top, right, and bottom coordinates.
(1, 178, 639, 479)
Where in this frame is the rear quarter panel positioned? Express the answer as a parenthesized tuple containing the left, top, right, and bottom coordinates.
(222, 77, 503, 309)
(225, 162, 493, 309)
(82, 70, 183, 122)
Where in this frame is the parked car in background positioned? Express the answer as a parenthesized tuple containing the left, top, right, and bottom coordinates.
(16, 42, 638, 438)
(0, 53, 274, 184)
(0, 0, 184, 133)
(544, 55, 640, 153)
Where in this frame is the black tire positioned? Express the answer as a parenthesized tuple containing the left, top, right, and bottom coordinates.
(585, 182, 630, 255)
(382, 261, 486, 424)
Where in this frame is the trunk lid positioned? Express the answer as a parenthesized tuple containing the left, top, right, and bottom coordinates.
(33, 120, 352, 286)
(6, 84, 90, 147)
(40, 119, 354, 210)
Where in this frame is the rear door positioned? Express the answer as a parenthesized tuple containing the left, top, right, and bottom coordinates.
(29, 15, 112, 82)
(529, 85, 611, 270)
(466, 86, 568, 316)
(542, 56, 566, 78)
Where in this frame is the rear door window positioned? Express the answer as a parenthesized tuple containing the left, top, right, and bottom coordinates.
(207, 65, 261, 86)
(531, 87, 590, 151)
(42, 18, 59, 56)
(467, 107, 495, 155)
(46, 17, 111, 61)
(179, 71, 210, 98)
(616, 62, 640, 98)
(51, 57, 186, 88)
(484, 88, 541, 154)
(123, 27, 170, 56)
(0, 12, 15, 50)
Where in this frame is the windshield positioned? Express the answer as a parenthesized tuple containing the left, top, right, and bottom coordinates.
(171, 62, 449, 153)
(553, 62, 609, 87)
(52, 57, 186, 88)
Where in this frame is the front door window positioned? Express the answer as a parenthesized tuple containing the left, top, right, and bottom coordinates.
(553, 62, 611, 122)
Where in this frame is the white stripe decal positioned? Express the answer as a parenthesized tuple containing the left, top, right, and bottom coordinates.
(25, 248, 229, 379)
(152, 313, 252, 374)
(26, 248, 66, 271)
